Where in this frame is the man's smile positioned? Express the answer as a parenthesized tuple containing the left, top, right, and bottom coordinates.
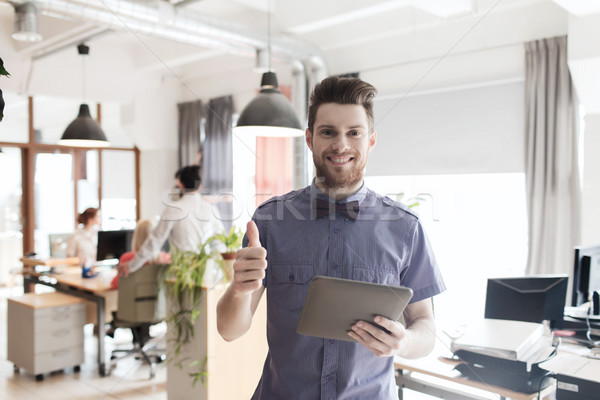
(327, 155, 354, 165)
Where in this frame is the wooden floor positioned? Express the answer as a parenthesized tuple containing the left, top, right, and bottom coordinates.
(0, 276, 167, 400)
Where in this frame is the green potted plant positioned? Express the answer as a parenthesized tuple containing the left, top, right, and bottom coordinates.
(209, 226, 243, 282)
(163, 240, 212, 387)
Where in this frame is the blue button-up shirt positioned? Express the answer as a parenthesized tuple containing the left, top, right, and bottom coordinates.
(248, 181, 446, 400)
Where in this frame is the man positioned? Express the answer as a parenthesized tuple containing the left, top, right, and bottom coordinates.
(118, 164, 224, 277)
(217, 76, 445, 399)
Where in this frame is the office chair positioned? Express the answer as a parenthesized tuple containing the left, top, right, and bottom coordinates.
(109, 263, 168, 379)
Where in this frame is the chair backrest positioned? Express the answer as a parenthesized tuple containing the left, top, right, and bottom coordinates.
(49, 233, 72, 258)
(116, 264, 168, 324)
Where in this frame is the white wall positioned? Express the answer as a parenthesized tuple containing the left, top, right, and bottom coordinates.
(139, 149, 178, 222)
(582, 113, 600, 246)
(127, 76, 181, 222)
(367, 80, 524, 177)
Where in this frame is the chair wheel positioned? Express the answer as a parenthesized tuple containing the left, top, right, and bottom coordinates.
(35, 374, 44, 382)
(74, 365, 81, 372)
(13, 365, 20, 373)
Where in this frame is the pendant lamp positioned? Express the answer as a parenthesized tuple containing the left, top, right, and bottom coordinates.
(234, 2, 303, 137)
(59, 44, 109, 147)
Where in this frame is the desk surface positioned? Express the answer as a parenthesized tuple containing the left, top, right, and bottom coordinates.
(20, 256, 80, 267)
(394, 340, 555, 400)
(8, 291, 85, 309)
(26, 265, 116, 294)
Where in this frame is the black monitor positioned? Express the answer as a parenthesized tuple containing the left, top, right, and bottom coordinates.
(484, 275, 568, 329)
(96, 230, 134, 261)
(571, 245, 600, 307)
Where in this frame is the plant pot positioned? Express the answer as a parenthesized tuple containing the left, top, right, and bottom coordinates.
(221, 252, 236, 282)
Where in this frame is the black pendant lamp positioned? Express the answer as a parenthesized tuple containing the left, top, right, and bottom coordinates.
(235, 71, 303, 137)
(234, 1, 303, 137)
(59, 43, 109, 147)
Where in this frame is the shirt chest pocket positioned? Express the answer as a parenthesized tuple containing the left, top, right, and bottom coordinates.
(269, 264, 314, 311)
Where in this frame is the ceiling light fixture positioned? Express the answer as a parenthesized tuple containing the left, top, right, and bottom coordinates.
(59, 43, 109, 147)
(12, 2, 42, 42)
(234, 0, 303, 137)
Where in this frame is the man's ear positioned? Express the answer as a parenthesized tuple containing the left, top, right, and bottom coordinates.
(305, 128, 313, 151)
(368, 130, 377, 152)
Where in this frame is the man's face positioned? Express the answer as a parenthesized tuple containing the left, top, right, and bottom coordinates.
(305, 103, 376, 195)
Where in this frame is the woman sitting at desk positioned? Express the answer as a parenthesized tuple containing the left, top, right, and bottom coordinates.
(110, 219, 170, 289)
(66, 207, 101, 267)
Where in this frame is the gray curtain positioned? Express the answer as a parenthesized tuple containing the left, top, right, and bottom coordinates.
(203, 95, 234, 228)
(177, 100, 205, 168)
(525, 35, 581, 275)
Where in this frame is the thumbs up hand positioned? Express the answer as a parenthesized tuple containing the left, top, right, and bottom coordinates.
(232, 220, 267, 295)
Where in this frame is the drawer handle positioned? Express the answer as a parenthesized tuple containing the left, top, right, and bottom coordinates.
(52, 330, 70, 338)
(52, 350, 70, 358)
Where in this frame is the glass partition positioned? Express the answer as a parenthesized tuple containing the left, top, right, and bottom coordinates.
(77, 149, 100, 213)
(33, 152, 75, 258)
(101, 150, 136, 230)
(0, 147, 23, 285)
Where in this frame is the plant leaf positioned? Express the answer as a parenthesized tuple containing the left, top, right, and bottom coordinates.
(0, 58, 10, 77)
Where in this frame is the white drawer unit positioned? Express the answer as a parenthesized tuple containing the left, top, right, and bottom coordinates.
(7, 292, 85, 381)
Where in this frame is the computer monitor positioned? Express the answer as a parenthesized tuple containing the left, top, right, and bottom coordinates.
(96, 230, 134, 261)
(484, 275, 568, 329)
(571, 245, 600, 306)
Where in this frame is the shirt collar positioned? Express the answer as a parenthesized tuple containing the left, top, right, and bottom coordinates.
(309, 178, 368, 205)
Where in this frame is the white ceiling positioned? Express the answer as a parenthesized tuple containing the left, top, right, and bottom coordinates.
(1, 0, 600, 107)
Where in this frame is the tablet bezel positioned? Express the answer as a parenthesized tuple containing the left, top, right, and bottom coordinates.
(296, 275, 414, 342)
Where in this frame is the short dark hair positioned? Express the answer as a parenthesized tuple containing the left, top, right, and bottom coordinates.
(307, 76, 377, 134)
(175, 165, 201, 190)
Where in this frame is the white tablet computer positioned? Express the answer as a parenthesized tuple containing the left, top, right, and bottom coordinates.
(296, 276, 413, 342)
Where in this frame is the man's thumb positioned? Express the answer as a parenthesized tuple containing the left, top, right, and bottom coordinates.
(246, 220, 261, 247)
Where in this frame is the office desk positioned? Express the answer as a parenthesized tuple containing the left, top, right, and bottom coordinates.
(395, 351, 555, 400)
(21, 261, 116, 377)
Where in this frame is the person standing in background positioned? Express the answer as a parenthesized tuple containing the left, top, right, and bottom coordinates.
(118, 165, 224, 277)
(66, 207, 101, 266)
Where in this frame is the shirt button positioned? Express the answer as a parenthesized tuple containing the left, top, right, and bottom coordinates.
(288, 274, 295, 282)
(329, 339, 335, 344)
(331, 264, 338, 270)
(333, 228, 341, 234)
(326, 375, 331, 381)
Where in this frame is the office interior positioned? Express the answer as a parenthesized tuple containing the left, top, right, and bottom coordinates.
(1, 0, 600, 399)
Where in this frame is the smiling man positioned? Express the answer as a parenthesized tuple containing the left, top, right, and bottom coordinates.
(217, 76, 446, 400)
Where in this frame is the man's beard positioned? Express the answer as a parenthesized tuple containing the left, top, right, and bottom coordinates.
(313, 151, 366, 190)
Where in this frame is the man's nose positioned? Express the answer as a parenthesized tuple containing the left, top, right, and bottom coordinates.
(331, 135, 350, 152)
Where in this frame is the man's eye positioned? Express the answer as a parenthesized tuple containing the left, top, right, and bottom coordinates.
(349, 130, 361, 136)
(322, 130, 334, 136)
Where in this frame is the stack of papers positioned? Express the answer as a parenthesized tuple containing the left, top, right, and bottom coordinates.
(450, 318, 548, 361)
(540, 354, 600, 382)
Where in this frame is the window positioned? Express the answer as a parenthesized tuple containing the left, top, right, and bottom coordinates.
(365, 173, 528, 327)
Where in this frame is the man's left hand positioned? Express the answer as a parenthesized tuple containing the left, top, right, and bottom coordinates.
(347, 315, 407, 357)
